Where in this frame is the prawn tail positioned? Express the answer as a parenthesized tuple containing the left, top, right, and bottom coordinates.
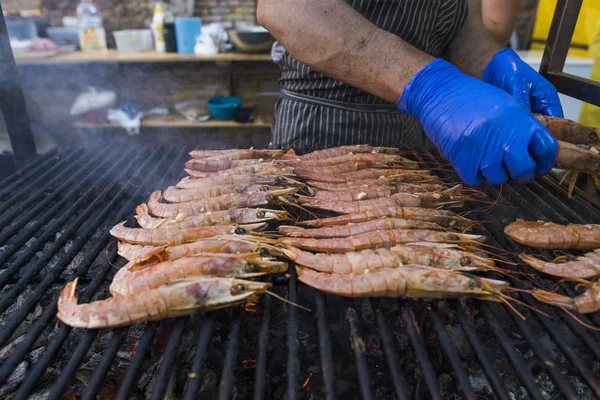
(60, 278, 80, 304)
(57, 278, 83, 326)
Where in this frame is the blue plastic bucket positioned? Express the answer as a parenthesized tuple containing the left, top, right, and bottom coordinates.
(207, 96, 243, 120)
(174, 17, 202, 54)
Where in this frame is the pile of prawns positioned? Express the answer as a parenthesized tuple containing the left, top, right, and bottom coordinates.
(506, 220, 600, 317)
(536, 114, 600, 197)
(57, 142, 556, 329)
(499, 116, 600, 320)
(57, 148, 301, 329)
(276, 145, 517, 305)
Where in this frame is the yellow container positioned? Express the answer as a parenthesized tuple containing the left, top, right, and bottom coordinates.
(531, 0, 600, 57)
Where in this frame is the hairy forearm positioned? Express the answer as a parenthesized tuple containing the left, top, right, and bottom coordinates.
(482, 0, 518, 45)
(257, 0, 434, 103)
(445, 0, 504, 79)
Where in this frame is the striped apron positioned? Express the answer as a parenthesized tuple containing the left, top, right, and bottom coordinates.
(271, 0, 468, 153)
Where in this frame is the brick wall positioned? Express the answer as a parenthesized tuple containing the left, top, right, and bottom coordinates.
(42, 0, 256, 32)
(43, 0, 152, 47)
(195, 0, 257, 28)
(2, 0, 42, 12)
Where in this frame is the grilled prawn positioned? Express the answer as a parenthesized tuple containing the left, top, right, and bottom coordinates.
(58, 277, 270, 328)
(282, 145, 401, 161)
(117, 237, 281, 264)
(109, 222, 264, 246)
(298, 168, 428, 183)
(555, 140, 600, 173)
(110, 255, 287, 296)
(310, 186, 394, 201)
(189, 149, 284, 160)
(163, 184, 277, 203)
(176, 175, 287, 189)
(306, 177, 442, 191)
(185, 158, 268, 172)
(299, 185, 464, 212)
(283, 244, 493, 274)
(295, 160, 407, 176)
(146, 188, 296, 218)
(504, 220, 600, 249)
(296, 266, 509, 300)
(310, 185, 446, 201)
(278, 217, 442, 238)
(533, 282, 600, 314)
(289, 152, 418, 167)
(299, 206, 473, 230)
(184, 164, 294, 178)
(280, 229, 486, 253)
(520, 252, 600, 279)
(135, 206, 289, 230)
(535, 115, 600, 147)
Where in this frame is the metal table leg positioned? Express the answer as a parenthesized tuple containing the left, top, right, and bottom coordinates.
(0, 3, 37, 168)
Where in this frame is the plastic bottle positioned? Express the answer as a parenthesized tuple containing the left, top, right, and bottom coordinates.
(164, 7, 177, 53)
(76, 1, 107, 51)
(152, 3, 166, 53)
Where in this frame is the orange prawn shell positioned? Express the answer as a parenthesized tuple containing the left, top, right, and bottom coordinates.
(520, 252, 600, 279)
(288, 145, 400, 161)
(278, 217, 443, 238)
(505, 220, 600, 249)
(58, 278, 270, 328)
(535, 114, 599, 146)
(280, 229, 486, 253)
(110, 255, 286, 296)
(534, 282, 600, 314)
(296, 266, 508, 299)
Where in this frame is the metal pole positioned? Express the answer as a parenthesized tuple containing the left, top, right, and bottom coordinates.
(539, 0, 581, 76)
(0, 3, 38, 168)
(539, 0, 600, 107)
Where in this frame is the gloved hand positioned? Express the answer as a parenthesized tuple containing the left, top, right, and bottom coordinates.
(483, 48, 564, 117)
(397, 58, 558, 186)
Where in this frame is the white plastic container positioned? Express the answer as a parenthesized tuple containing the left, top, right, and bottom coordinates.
(113, 30, 154, 52)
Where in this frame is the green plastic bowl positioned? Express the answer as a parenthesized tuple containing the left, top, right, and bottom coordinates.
(207, 96, 243, 120)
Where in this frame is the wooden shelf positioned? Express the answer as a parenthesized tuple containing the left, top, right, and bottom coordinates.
(15, 49, 273, 65)
(73, 114, 271, 130)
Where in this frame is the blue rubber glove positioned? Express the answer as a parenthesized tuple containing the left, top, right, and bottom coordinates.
(398, 59, 558, 186)
(483, 48, 564, 117)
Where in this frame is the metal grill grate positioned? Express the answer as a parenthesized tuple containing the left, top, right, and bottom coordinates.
(0, 147, 598, 399)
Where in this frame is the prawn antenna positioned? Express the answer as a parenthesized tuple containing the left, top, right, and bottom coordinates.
(105, 241, 119, 270)
(266, 290, 312, 312)
(282, 176, 308, 191)
(500, 291, 553, 320)
(481, 280, 552, 320)
(555, 306, 600, 331)
(279, 196, 321, 220)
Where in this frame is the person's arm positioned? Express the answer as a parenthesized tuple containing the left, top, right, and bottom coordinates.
(259, 0, 558, 186)
(445, 0, 504, 79)
(446, 0, 563, 117)
(482, 0, 518, 45)
(257, 0, 433, 103)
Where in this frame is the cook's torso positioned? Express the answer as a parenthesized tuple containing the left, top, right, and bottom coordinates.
(276, 0, 468, 104)
(271, 0, 468, 151)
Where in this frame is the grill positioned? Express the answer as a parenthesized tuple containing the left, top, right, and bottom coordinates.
(0, 145, 599, 400)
